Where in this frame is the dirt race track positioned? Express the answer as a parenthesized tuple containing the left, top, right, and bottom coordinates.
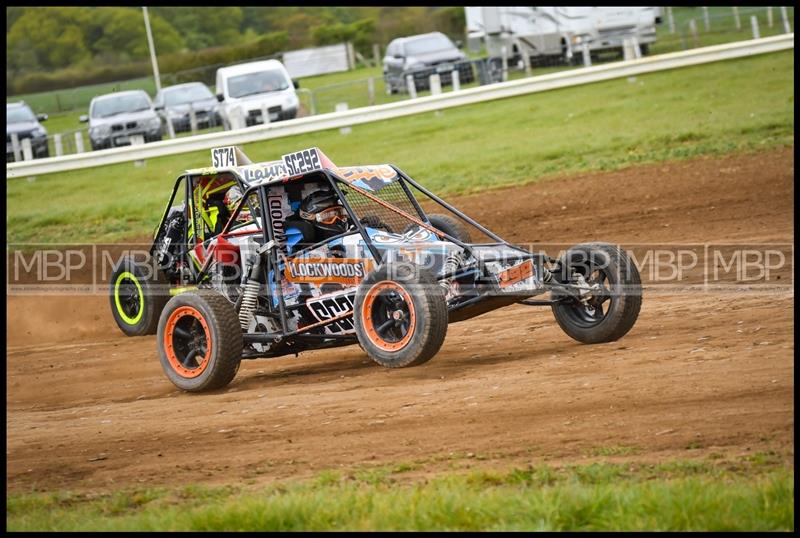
(7, 148, 794, 494)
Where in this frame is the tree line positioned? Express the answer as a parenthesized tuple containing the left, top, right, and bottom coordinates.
(7, 7, 465, 80)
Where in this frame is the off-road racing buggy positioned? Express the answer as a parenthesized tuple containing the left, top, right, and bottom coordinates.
(109, 146, 642, 392)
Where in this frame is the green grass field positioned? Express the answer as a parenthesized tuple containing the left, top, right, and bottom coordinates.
(7, 50, 794, 245)
(6, 457, 793, 531)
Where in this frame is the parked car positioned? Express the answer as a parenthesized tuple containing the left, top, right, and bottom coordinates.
(6, 101, 49, 162)
(80, 90, 162, 151)
(215, 60, 299, 130)
(383, 31, 475, 94)
(154, 82, 222, 133)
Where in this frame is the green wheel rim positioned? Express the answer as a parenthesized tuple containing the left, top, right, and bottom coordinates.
(114, 271, 144, 325)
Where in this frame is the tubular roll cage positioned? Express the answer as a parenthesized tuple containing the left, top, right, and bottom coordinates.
(153, 164, 575, 352)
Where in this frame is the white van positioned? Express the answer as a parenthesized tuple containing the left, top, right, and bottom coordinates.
(215, 60, 300, 130)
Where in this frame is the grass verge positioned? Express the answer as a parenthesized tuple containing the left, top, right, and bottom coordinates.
(6, 50, 794, 245)
(6, 457, 793, 531)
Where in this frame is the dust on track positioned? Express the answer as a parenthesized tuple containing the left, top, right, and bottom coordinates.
(6, 147, 794, 493)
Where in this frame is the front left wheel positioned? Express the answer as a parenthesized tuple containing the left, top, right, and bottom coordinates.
(157, 291, 243, 392)
(551, 242, 642, 344)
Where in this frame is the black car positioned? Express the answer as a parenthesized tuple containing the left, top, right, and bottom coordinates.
(6, 102, 49, 162)
(383, 31, 475, 94)
(154, 82, 222, 133)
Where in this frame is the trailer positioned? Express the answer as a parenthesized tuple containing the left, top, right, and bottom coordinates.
(465, 7, 662, 66)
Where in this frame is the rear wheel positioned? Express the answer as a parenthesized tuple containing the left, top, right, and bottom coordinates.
(109, 255, 169, 336)
(354, 263, 448, 368)
(157, 291, 242, 392)
(427, 213, 472, 243)
(551, 242, 642, 344)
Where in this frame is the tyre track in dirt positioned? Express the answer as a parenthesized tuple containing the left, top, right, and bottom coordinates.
(6, 147, 794, 493)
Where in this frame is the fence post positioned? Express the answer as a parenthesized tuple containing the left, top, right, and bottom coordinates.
(500, 46, 509, 82)
(11, 133, 21, 162)
(667, 7, 676, 34)
(335, 103, 351, 135)
(165, 115, 176, 139)
(689, 19, 699, 48)
(521, 48, 532, 76)
(733, 7, 741, 30)
(54, 134, 63, 157)
(624, 38, 637, 83)
(75, 132, 85, 153)
(631, 36, 642, 59)
(367, 76, 376, 106)
(451, 69, 460, 92)
(346, 42, 356, 69)
(751, 15, 761, 39)
(702, 7, 710, 31)
(406, 74, 417, 99)
(429, 73, 442, 96)
(21, 138, 33, 161)
(372, 43, 381, 68)
(780, 6, 791, 33)
(767, 6, 773, 28)
(260, 103, 270, 126)
(189, 104, 198, 133)
(131, 134, 145, 167)
(582, 42, 591, 67)
(232, 107, 246, 130)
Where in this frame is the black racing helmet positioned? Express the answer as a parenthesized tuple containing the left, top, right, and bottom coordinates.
(298, 190, 349, 235)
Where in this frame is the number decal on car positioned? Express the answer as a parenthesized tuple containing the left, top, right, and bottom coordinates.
(306, 291, 356, 334)
(282, 147, 322, 176)
(498, 259, 535, 289)
(211, 146, 237, 168)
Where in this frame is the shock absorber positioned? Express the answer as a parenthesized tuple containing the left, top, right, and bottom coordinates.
(238, 254, 264, 331)
(540, 256, 556, 284)
(541, 266, 554, 283)
(440, 249, 466, 295)
(238, 280, 261, 330)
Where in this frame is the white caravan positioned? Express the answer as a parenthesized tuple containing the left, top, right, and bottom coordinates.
(465, 7, 662, 64)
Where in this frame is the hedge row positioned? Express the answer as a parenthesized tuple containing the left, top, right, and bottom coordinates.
(7, 31, 289, 96)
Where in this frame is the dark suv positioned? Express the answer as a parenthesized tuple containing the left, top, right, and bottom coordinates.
(6, 101, 49, 162)
(81, 90, 163, 151)
(154, 82, 222, 133)
(383, 31, 474, 94)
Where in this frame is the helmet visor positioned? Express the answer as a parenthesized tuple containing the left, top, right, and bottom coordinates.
(311, 205, 348, 225)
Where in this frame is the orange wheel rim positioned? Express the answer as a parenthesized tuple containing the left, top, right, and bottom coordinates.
(362, 281, 416, 351)
(163, 306, 212, 378)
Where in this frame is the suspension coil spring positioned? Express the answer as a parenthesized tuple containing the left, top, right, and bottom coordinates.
(440, 250, 466, 292)
(238, 280, 261, 330)
(541, 266, 554, 283)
